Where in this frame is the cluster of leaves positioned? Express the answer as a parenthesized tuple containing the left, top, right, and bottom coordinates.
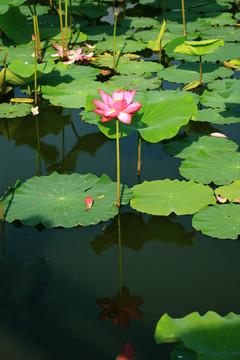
(0, 0, 240, 241)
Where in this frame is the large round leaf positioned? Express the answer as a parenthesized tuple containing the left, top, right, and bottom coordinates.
(179, 150, 240, 185)
(130, 179, 216, 216)
(0, 172, 132, 228)
(137, 93, 197, 143)
(192, 203, 240, 239)
(155, 311, 240, 360)
(164, 136, 238, 159)
(198, 109, 240, 125)
(174, 39, 224, 56)
(0, 103, 31, 118)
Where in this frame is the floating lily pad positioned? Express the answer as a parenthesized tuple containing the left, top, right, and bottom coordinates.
(155, 311, 240, 359)
(130, 179, 215, 216)
(157, 62, 232, 84)
(92, 53, 140, 68)
(201, 87, 240, 110)
(107, 74, 160, 92)
(95, 38, 147, 53)
(215, 181, 240, 203)
(0, 102, 31, 118)
(164, 136, 238, 159)
(117, 60, 164, 76)
(118, 17, 159, 29)
(198, 109, 240, 125)
(0, 172, 132, 228)
(179, 150, 240, 185)
(192, 203, 240, 239)
(41, 79, 112, 109)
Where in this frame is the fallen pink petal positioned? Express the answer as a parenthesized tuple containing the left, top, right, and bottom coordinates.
(85, 196, 94, 210)
(92, 89, 142, 124)
(210, 132, 227, 138)
(31, 106, 39, 116)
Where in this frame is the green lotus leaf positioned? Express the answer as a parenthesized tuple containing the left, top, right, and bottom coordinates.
(118, 17, 159, 29)
(204, 26, 240, 42)
(164, 136, 238, 159)
(92, 53, 140, 68)
(137, 93, 197, 143)
(208, 79, 238, 93)
(174, 39, 224, 57)
(95, 38, 147, 54)
(8, 59, 55, 80)
(20, 4, 50, 17)
(0, 103, 31, 118)
(204, 43, 240, 62)
(157, 62, 232, 84)
(201, 87, 240, 109)
(0, 6, 32, 44)
(117, 60, 164, 76)
(41, 79, 112, 109)
(0, 172, 132, 228)
(215, 181, 240, 203)
(38, 62, 99, 85)
(155, 311, 240, 359)
(179, 150, 240, 185)
(0, 44, 34, 65)
(192, 203, 240, 239)
(107, 74, 160, 92)
(199, 12, 236, 26)
(91, 212, 194, 254)
(198, 109, 240, 125)
(0, 0, 26, 14)
(130, 179, 215, 216)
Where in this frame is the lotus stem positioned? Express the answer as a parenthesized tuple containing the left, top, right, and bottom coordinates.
(33, 26, 38, 106)
(162, 0, 165, 21)
(69, 0, 72, 30)
(58, 0, 67, 59)
(116, 119, 120, 208)
(137, 134, 142, 176)
(65, 0, 68, 53)
(181, 0, 186, 36)
(33, 0, 42, 62)
(199, 55, 202, 85)
(117, 212, 122, 295)
(0, 51, 8, 91)
(1, 202, 4, 223)
(113, 10, 118, 75)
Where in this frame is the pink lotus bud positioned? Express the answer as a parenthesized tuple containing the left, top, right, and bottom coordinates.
(114, 10, 118, 16)
(85, 196, 94, 211)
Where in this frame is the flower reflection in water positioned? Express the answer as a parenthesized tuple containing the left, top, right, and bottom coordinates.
(97, 286, 144, 328)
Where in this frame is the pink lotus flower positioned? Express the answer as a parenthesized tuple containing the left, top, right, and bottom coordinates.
(51, 43, 94, 65)
(92, 89, 142, 124)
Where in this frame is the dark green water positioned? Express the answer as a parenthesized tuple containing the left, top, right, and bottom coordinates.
(1, 103, 240, 359)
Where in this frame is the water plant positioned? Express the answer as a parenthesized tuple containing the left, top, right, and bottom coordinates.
(92, 89, 142, 208)
(174, 39, 224, 87)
